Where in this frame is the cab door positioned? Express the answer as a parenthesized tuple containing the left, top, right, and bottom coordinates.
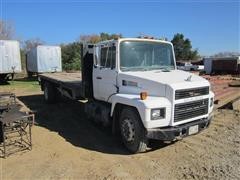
(93, 43, 117, 102)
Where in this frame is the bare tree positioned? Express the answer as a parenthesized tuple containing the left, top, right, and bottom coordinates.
(79, 34, 101, 44)
(0, 20, 15, 40)
(79, 34, 91, 43)
(23, 38, 45, 52)
(211, 52, 240, 58)
(79, 33, 122, 44)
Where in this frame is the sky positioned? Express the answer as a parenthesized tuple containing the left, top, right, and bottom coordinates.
(0, 0, 239, 56)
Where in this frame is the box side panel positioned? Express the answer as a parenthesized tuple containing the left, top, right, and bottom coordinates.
(27, 48, 38, 72)
(37, 46, 62, 73)
(11, 41, 22, 72)
(0, 40, 22, 73)
(0, 41, 4, 72)
(212, 60, 238, 72)
(52, 46, 62, 72)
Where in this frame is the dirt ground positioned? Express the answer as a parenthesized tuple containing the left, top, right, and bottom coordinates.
(1, 81, 240, 179)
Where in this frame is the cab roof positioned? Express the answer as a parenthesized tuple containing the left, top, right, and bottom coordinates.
(95, 38, 172, 46)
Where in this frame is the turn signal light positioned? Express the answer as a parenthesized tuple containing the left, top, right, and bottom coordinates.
(140, 92, 148, 100)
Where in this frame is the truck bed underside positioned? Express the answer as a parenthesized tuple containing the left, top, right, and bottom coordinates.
(40, 72, 84, 100)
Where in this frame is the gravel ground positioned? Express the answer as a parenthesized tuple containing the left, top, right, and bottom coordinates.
(1, 88, 240, 179)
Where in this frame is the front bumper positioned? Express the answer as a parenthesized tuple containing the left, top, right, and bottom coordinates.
(146, 114, 213, 141)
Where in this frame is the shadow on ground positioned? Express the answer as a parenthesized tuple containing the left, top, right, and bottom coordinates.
(14, 77, 38, 82)
(0, 77, 38, 85)
(0, 81, 10, 85)
(18, 94, 169, 155)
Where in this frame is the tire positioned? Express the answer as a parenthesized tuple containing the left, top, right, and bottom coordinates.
(27, 71, 33, 78)
(0, 74, 8, 83)
(44, 82, 57, 103)
(119, 107, 148, 153)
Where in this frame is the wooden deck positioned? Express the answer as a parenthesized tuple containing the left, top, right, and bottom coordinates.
(40, 72, 82, 84)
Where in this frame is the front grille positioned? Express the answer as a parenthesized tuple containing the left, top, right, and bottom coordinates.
(175, 87, 209, 100)
(174, 99, 209, 122)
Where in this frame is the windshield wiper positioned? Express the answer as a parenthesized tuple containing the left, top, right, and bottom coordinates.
(121, 66, 174, 72)
(121, 67, 148, 72)
(158, 66, 174, 72)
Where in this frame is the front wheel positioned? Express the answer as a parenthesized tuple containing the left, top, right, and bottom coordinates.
(119, 107, 148, 153)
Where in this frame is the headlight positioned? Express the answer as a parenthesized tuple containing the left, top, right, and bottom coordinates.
(151, 108, 166, 120)
(210, 97, 214, 107)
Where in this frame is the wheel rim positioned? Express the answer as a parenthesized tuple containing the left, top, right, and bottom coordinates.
(44, 86, 48, 100)
(121, 118, 135, 142)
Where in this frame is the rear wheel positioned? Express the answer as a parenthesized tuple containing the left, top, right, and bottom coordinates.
(0, 74, 8, 83)
(119, 107, 148, 153)
(44, 82, 57, 103)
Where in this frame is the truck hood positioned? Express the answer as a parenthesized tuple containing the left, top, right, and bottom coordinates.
(118, 70, 210, 99)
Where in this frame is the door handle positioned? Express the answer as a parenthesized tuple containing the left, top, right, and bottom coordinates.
(96, 76, 102, 80)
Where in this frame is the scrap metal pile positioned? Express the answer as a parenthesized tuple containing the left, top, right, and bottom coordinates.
(0, 92, 34, 158)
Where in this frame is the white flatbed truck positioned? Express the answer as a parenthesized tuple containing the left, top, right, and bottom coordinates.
(39, 38, 214, 153)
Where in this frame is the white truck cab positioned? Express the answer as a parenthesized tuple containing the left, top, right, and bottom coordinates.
(92, 38, 214, 152)
(40, 38, 214, 153)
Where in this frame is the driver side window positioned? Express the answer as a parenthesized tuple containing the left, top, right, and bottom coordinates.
(100, 46, 116, 69)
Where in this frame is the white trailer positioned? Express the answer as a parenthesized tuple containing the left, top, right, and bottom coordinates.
(26, 45, 62, 74)
(0, 40, 22, 81)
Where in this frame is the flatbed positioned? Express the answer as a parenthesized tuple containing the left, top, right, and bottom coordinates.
(39, 72, 84, 100)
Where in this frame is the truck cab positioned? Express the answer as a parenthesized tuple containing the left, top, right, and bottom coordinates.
(40, 38, 214, 153)
(91, 38, 214, 152)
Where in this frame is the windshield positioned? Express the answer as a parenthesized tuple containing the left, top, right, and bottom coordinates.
(120, 41, 175, 71)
